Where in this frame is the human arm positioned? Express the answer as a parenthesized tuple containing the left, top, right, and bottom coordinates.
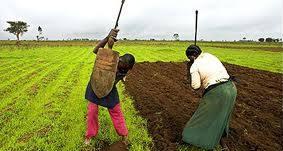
(189, 62, 201, 90)
(190, 71, 201, 90)
(93, 29, 119, 54)
(186, 61, 193, 81)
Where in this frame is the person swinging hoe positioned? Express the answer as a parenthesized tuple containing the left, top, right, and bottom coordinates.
(84, 0, 135, 146)
(182, 11, 237, 150)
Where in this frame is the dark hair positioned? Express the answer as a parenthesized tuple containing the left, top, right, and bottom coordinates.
(119, 53, 135, 69)
(185, 45, 202, 57)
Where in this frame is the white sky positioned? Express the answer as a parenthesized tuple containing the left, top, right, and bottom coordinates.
(0, 0, 282, 41)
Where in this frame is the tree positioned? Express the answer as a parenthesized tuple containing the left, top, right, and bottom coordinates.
(173, 33, 179, 41)
(4, 21, 29, 41)
(274, 39, 279, 42)
(37, 26, 45, 41)
(266, 38, 273, 42)
(258, 38, 264, 42)
(38, 26, 42, 35)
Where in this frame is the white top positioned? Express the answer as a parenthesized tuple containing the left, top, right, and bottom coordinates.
(190, 53, 230, 89)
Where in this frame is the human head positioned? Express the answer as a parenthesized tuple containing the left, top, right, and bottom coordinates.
(185, 45, 202, 62)
(118, 53, 135, 72)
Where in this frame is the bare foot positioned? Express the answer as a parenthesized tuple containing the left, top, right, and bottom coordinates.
(84, 138, 91, 145)
(121, 136, 129, 146)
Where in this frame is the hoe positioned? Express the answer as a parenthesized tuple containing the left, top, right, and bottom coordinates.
(90, 0, 126, 98)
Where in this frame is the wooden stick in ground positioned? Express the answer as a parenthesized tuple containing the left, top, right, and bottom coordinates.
(194, 10, 198, 45)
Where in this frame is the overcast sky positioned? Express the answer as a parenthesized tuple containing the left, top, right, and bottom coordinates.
(0, 0, 282, 41)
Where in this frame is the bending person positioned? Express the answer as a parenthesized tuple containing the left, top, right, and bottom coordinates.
(182, 45, 237, 150)
(84, 29, 135, 145)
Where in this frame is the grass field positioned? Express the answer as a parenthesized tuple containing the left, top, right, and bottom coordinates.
(0, 40, 282, 150)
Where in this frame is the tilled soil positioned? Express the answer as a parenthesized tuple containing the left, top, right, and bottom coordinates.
(103, 141, 128, 151)
(124, 62, 282, 151)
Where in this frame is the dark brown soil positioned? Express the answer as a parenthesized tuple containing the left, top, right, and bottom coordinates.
(103, 141, 128, 151)
(124, 62, 283, 151)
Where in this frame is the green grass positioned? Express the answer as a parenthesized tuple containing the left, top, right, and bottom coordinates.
(203, 47, 283, 73)
(0, 46, 152, 150)
(0, 41, 282, 150)
(115, 43, 283, 73)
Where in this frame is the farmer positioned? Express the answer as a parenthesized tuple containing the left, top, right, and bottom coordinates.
(84, 29, 135, 145)
(182, 45, 237, 150)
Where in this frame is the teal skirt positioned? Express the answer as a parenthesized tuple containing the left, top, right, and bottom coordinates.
(182, 81, 237, 149)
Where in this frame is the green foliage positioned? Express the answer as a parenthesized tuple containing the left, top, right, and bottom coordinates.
(266, 38, 273, 42)
(4, 21, 29, 41)
(38, 26, 42, 33)
(173, 33, 180, 41)
(258, 38, 264, 42)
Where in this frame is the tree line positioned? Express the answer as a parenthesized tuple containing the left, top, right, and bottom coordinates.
(258, 38, 281, 42)
(3, 21, 282, 43)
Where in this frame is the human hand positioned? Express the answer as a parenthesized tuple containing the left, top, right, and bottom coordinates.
(107, 29, 119, 40)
